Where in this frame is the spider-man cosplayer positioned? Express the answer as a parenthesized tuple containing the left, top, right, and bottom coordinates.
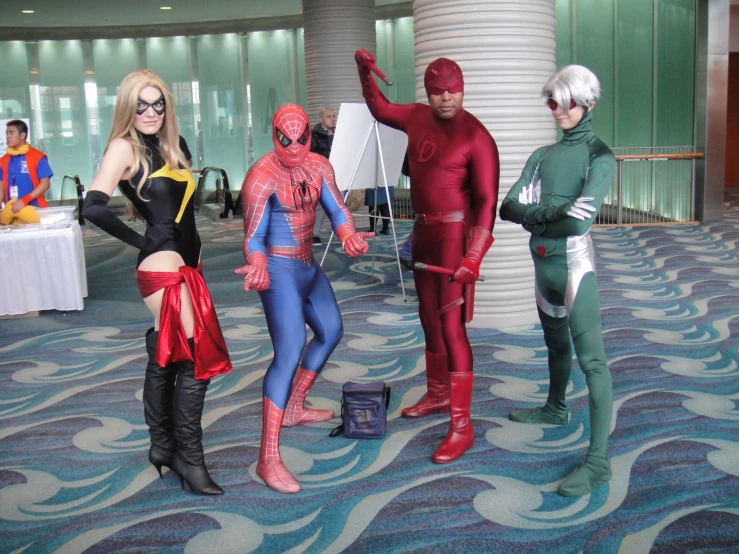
(356, 49, 499, 463)
(236, 104, 371, 494)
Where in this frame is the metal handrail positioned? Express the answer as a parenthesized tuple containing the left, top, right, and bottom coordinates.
(60, 174, 85, 225)
(194, 166, 240, 219)
(615, 153, 704, 161)
(613, 151, 703, 224)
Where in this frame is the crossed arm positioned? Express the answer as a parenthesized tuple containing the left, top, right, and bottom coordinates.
(501, 150, 615, 238)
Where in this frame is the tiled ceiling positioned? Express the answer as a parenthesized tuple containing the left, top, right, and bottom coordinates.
(4, 0, 407, 28)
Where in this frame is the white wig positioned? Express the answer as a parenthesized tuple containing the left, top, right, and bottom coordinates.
(541, 65, 601, 111)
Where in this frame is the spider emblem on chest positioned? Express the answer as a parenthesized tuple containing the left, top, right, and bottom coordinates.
(290, 173, 319, 211)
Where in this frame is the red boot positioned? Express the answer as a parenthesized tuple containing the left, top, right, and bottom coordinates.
(432, 372, 474, 464)
(282, 368, 334, 427)
(256, 397, 301, 494)
(401, 351, 451, 418)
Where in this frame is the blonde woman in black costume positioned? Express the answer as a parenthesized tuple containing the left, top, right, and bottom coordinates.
(83, 70, 231, 495)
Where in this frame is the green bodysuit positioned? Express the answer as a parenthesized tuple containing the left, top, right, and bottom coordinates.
(500, 109, 616, 497)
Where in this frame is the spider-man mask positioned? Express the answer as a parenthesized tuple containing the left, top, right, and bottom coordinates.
(272, 104, 312, 169)
(424, 58, 464, 96)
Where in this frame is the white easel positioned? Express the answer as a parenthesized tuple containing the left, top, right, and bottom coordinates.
(319, 104, 408, 301)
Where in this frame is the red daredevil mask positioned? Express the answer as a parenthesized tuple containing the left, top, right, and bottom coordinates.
(272, 104, 312, 168)
(424, 58, 464, 96)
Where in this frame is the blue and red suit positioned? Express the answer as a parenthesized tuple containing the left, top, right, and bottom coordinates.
(237, 104, 370, 494)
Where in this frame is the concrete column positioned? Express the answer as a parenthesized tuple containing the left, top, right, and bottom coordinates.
(413, 0, 557, 328)
(694, 0, 730, 222)
(302, 0, 377, 124)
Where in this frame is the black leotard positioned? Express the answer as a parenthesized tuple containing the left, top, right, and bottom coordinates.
(120, 133, 201, 269)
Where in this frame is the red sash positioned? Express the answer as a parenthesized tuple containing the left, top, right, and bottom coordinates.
(135, 263, 232, 380)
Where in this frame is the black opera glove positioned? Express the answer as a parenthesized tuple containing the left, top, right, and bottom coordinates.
(82, 190, 178, 251)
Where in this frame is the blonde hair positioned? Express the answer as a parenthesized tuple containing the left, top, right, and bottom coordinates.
(107, 70, 188, 202)
(541, 65, 601, 111)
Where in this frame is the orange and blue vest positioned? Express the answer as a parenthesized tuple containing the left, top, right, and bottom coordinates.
(0, 146, 49, 208)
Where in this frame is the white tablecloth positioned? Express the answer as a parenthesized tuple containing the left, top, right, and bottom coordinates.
(0, 221, 88, 315)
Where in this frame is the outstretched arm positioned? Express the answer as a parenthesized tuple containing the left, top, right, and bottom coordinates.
(236, 164, 273, 291)
(355, 49, 415, 132)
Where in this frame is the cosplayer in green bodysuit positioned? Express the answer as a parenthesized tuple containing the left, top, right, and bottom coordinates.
(500, 65, 616, 497)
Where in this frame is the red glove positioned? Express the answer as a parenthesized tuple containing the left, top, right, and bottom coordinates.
(355, 48, 376, 70)
(452, 226, 494, 285)
(234, 252, 270, 291)
(343, 231, 373, 257)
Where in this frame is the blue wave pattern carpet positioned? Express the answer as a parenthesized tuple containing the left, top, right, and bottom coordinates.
(1, 194, 738, 553)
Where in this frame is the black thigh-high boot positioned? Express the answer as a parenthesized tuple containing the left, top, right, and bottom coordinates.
(171, 339, 223, 495)
(143, 328, 177, 477)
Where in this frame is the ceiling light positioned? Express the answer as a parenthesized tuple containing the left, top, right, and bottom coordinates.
(22, 10, 35, 13)
(160, 6, 172, 9)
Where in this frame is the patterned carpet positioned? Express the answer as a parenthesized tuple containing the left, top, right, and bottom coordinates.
(1, 194, 738, 554)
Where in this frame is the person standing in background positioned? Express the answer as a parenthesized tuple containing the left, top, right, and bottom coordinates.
(310, 108, 336, 244)
(365, 182, 394, 235)
(0, 120, 52, 225)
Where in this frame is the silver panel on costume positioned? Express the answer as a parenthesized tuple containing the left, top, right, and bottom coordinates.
(535, 232, 596, 319)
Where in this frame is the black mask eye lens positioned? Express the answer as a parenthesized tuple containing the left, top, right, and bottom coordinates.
(297, 124, 310, 145)
(276, 128, 292, 147)
(137, 95, 166, 116)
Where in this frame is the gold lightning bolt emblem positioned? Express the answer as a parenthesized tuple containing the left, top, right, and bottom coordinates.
(148, 163, 195, 223)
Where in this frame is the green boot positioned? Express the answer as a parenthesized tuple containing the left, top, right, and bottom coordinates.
(558, 453, 612, 496)
(558, 274, 613, 497)
(509, 309, 571, 426)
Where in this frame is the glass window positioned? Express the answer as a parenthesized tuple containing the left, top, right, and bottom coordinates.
(197, 33, 247, 189)
(0, 41, 31, 124)
(247, 30, 305, 162)
(38, 40, 93, 198)
(145, 36, 197, 163)
(92, 38, 139, 155)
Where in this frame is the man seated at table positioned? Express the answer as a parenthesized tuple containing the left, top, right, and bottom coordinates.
(0, 120, 53, 225)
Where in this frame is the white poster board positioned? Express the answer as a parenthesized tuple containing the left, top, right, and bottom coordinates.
(0, 118, 31, 156)
(329, 103, 407, 192)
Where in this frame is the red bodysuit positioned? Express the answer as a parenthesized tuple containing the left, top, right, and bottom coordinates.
(358, 55, 500, 374)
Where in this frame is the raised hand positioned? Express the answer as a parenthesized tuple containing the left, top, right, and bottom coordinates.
(355, 48, 376, 68)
